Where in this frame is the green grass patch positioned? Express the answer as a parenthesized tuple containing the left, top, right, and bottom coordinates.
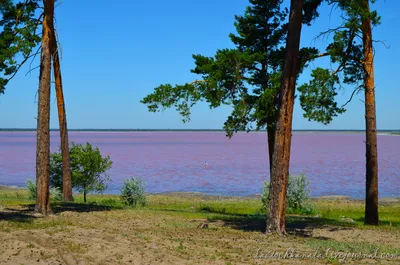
(1, 188, 399, 232)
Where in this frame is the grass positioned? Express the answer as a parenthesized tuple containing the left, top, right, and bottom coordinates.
(306, 238, 400, 254)
(1, 187, 400, 264)
(1, 189, 399, 229)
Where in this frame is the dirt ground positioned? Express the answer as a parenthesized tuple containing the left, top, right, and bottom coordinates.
(1, 203, 399, 265)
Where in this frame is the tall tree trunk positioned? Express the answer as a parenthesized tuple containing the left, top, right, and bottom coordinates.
(266, 0, 304, 234)
(49, 22, 73, 202)
(35, 0, 55, 215)
(362, 0, 379, 225)
(266, 123, 275, 174)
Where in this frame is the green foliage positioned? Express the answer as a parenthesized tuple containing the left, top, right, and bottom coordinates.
(141, 0, 290, 137)
(0, 0, 41, 93)
(298, 68, 346, 124)
(260, 180, 270, 214)
(25, 179, 62, 202)
(50, 142, 113, 202)
(26, 179, 36, 200)
(261, 174, 315, 215)
(300, 0, 381, 119)
(286, 174, 315, 214)
(120, 177, 147, 207)
(141, 0, 336, 140)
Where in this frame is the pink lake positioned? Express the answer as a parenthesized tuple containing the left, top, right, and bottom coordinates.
(0, 131, 399, 198)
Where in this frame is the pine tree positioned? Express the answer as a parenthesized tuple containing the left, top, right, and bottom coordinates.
(141, 0, 329, 171)
(0, 0, 73, 209)
(35, 0, 54, 214)
(299, 0, 380, 225)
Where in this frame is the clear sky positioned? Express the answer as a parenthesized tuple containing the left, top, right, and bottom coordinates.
(1, 0, 399, 130)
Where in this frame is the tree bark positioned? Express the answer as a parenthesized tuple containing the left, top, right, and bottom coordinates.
(35, 0, 55, 215)
(266, 123, 275, 174)
(362, 0, 379, 225)
(266, 0, 304, 234)
(49, 20, 73, 202)
(84, 190, 87, 203)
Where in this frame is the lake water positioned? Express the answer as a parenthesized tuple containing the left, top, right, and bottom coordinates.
(0, 131, 399, 198)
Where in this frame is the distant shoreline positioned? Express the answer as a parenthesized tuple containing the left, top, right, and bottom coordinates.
(1, 128, 399, 135)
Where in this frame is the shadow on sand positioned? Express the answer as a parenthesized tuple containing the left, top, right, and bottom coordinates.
(0, 211, 37, 222)
(0, 201, 122, 223)
(206, 213, 362, 236)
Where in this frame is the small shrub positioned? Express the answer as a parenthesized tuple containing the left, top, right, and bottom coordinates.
(25, 179, 62, 202)
(261, 180, 270, 213)
(50, 142, 113, 202)
(120, 177, 146, 207)
(261, 174, 315, 215)
(26, 179, 36, 200)
(50, 187, 63, 202)
(287, 173, 312, 210)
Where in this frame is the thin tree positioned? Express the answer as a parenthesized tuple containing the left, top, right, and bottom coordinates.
(50, 13, 73, 202)
(0, 0, 73, 203)
(299, 0, 380, 225)
(266, 0, 304, 235)
(35, 0, 54, 214)
(266, 0, 322, 234)
(361, 0, 378, 225)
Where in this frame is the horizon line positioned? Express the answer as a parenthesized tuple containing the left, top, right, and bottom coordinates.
(1, 128, 399, 132)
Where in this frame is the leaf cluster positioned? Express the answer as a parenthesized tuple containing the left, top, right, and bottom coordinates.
(0, 0, 41, 93)
(50, 142, 113, 196)
(299, 0, 381, 122)
(141, 0, 289, 137)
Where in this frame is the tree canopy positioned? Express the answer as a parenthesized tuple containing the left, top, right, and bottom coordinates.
(0, 0, 41, 93)
(141, 0, 345, 141)
(50, 142, 113, 202)
(298, 0, 381, 123)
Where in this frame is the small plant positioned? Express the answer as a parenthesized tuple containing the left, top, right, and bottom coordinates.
(261, 174, 315, 215)
(26, 179, 36, 200)
(50, 142, 113, 202)
(287, 173, 312, 210)
(261, 180, 270, 213)
(120, 177, 146, 207)
(26, 179, 62, 202)
(50, 187, 63, 202)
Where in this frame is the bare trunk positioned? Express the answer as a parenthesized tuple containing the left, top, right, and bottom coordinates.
(266, 0, 304, 234)
(84, 190, 87, 203)
(35, 0, 55, 215)
(266, 123, 275, 174)
(362, 0, 379, 225)
(50, 21, 73, 202)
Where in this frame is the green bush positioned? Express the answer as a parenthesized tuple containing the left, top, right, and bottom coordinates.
(50, 142, 113, 202)
(26, 179, 36, 200)
(261, 174, 316, 215)
(120, 177, 146, 207)
(261, 180, 270, 214)
(50, 187, 63, 202)
(25, 179, 62, 202)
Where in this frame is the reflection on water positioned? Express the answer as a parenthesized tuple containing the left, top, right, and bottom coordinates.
(0, 131, 399, 198)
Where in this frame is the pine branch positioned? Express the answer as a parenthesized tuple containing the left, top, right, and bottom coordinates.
(342, 84, 363, 107)
(6, 46, 40, 82)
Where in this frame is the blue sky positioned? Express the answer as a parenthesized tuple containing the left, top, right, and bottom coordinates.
(1, 0, 399, 130)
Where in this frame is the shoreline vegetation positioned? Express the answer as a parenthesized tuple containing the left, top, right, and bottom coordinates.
(0, 185, 399, 264)
(1, 185, 399, 200)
